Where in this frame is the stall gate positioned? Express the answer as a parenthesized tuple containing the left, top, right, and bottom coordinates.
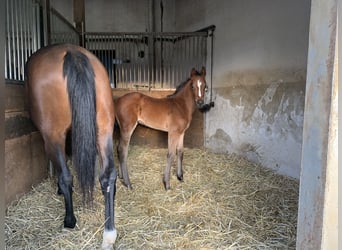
(85, 32, 210, 89)
(5, 0, 214, 90)
(5, 0, 42, 82)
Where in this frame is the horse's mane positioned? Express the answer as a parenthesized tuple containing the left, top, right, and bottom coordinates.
(167, 69, 201, 98)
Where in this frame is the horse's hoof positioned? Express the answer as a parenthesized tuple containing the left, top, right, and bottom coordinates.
(102, 229, 117, 250)
(163, 180, 171, 190)
(120, 179, 132, 189)
(64, 215, 77, 229)
(177, 175, 183, 181)
(57, 187, 63, 195)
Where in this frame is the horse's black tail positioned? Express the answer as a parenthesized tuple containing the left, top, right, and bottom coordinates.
(63, 50, 97, 204)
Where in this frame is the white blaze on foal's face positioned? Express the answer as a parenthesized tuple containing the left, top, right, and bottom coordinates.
(197, 80, 202, 97)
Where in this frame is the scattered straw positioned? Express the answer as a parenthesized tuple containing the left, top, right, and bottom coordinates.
(5, 146, 299, 249)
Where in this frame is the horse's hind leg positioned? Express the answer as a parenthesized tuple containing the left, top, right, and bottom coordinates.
(98, 135, 117, 250)
(45, 139, 76, 228)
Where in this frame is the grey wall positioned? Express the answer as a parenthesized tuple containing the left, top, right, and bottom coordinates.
(84, 0, 175, 32)
(175, 0, 311, 178)
(85, 0, 148, 32)
(50, 0, 74, 24)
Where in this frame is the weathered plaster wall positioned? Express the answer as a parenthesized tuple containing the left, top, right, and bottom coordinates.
(206, 78, 306, 178)
(174, 0, 311, 178)
(296, 0, 337, 247)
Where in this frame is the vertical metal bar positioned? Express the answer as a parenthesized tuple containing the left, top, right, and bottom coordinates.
(11, 0, 16, 79)
(33, 1, 38, 50)
(121, 34, 124, 87)
(23, 0, 28, 65)
(128, 35, 131, 85)
(6, 0, 11, 79)
(128, 35, 135, 84)
(121, 34, 124, 88)
(171, 36, 175, 88)
(28, 0, 33, 57)
(110, 35, 114, 87)
(115, 35, 119, 87)
(133, 36, 136, 84)
(137, 35, 141, 85)
(123, 34, 127, 88)
(129, 35, 132, 85)
(19, 0, 24, 80)
(169, 37, 172, 88)
(109, 35, 112, 87)
(174, 36, 177, 87)
(119, 35, 122, 88)
(129, 35, 132, 87)
(113, 35, 117, 87)
(175, 36, 178, 87)
(16, 0, 20, 79)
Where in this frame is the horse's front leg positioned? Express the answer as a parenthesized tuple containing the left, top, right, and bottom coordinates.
(99, 140, 117, 250)
(163, 151, 174, 190)
(176, 133, 185, 181)
(176, 148, 184, 181)
(163, 134, 178, 190)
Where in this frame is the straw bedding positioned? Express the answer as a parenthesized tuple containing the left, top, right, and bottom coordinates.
(5, 145, 299, 249)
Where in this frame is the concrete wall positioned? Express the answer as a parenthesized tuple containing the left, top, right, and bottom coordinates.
(85, 0, 148, 32)
(174, 0, 311, 178)
(50, 0, 177, 33)
(84, 0, 175, 33)
(296, 0, 337, 247)
(5, 83, 48, 205)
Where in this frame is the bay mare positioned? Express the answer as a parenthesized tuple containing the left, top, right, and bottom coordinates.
(25, 44, 117, 249)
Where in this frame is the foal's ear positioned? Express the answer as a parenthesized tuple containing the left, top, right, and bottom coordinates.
(201, 67, 206, 76)
(191, 68, 197, 77)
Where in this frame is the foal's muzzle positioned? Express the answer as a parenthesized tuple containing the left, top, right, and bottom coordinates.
(196, 100, 205, 109)
(198, 101, 215, 113)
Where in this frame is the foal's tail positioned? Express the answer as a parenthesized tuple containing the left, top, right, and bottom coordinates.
(63, 50, 97, 203)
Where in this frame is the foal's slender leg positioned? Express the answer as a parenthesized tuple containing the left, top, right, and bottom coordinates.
(163, 133, 178, 190)
(117, 124, 136, 189)
(176, 133, 185, 181)
(98, 136, 117, 250)
(46, 140, 76, 228)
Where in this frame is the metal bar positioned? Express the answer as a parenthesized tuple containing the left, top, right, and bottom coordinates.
(6, 0, 11, 79)
(10, 0, 16, 79)
(19, 0, 24, 80)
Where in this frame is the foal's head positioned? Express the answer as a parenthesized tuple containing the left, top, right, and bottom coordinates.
(189, 67, 207, 109)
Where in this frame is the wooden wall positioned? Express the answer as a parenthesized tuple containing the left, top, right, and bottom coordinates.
(5, 83, 48, 205)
